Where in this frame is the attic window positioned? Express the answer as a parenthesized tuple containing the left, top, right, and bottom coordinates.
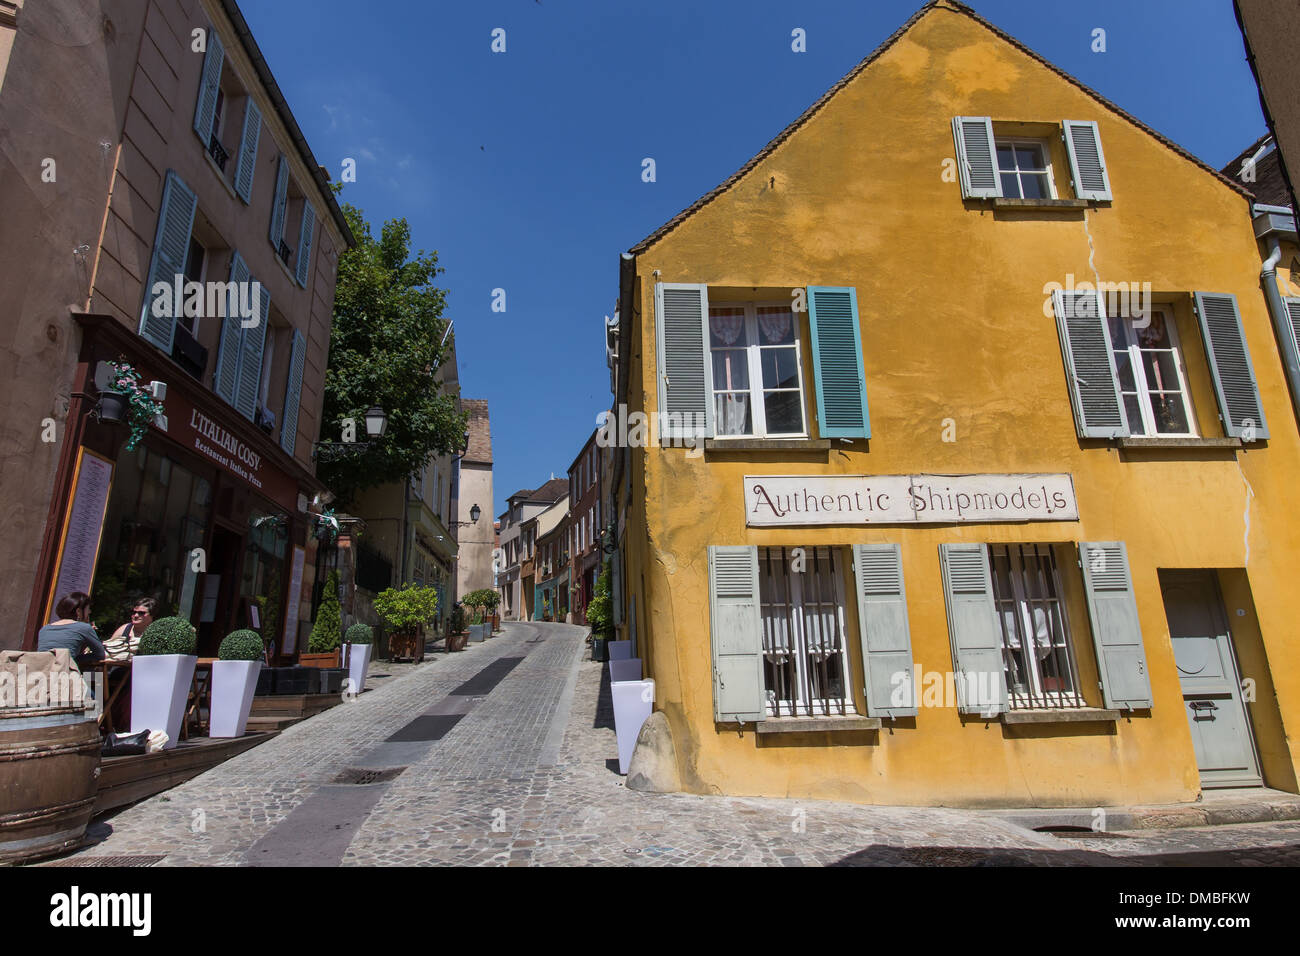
(996, 141, 1054, 199)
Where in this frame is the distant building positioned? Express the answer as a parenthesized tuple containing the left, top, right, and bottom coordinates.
(501, 478, 568, 620)
(454, 399, 494, 601)
(566, 428, 602, 624)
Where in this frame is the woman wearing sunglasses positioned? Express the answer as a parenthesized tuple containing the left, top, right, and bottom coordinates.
(105, 597, 157, 661)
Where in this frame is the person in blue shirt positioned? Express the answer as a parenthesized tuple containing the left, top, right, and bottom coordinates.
(37, 591, 107, 671)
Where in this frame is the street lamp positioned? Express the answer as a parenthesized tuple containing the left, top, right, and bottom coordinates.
(364, 406, 388, 438)
(453, 503, 481, 528)
(312, 407, 389, 461)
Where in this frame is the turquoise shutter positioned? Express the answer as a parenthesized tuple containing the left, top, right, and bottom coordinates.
(233, 97, 261, 203)
(235, 280, 269, 421)
(295, 202, 316, 287)
(280, 329, 306, 455)
(213, 251, 248, 404)
(708, 546, 765, 723)
(1079, 542, 1153, 710)
(951, 116, 1001, 199)
(807, 286, 870, 438)
(938, 543, 1007, 716)
(1193, 292, 1269, 440)
(1052, 289, 1129, 438)
(138, 170, 197, 353)
(1062, 120, 1113, 201)
(269, 154, 289, 247)
(192, 27, 224, 142)
(654, 282, 713, 441)
(852, 544, 916, 718)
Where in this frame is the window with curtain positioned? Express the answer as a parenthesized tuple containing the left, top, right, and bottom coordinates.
(708, 303, 807, 438)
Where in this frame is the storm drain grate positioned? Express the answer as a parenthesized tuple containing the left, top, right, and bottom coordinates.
(332, 766, 407, 785)
(44, 855, 166, 867)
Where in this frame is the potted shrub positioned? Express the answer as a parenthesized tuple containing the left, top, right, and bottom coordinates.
(587, 562, 614, 662)
(130, 616, 198, 749)
(483, 590, 502, 632)
(302, 569, 342, 667)
(210, 629, 263, 738)
(374, 584, 438, 665)
(447, 604, 467, 652)
(341, 623, 375, 695)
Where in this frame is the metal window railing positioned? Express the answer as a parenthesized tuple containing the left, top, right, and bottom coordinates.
(208, 134, 229, 171)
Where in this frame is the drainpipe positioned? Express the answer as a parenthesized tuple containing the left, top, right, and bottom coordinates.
(1259, 235, 1300, 425)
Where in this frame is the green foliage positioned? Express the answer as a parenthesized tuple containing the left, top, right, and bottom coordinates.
(309, 570, 342, 652)
(104, 360, 165, 452)
(586, 562, 613, 638)
(450, 604, 466, 634)
(461, 589, 495, 612)
(137, 617, 197, 656)
(218, 629, 264, 661)
(345, 623, 374, 645)
(373, 584, 438, 632)
(317, 201, 468, 504)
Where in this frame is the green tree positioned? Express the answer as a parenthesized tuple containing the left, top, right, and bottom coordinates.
(586, 562, 613, 637)
(319, 199, 467, 504)
(309, 570, 342, 652)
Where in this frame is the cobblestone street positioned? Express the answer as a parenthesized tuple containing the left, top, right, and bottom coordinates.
(51, 622, 1300, 867)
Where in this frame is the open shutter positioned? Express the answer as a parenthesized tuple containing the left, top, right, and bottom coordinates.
(295, 202, 316, 287)
(280, 328, 306, 455)
(708, 546, 765, 723)
(939, 543, 1007, 716)
(192, 28, 224, 142)
(951, 116, 1001, 199)
(808, 286, 870, 438)
(654, 282, 712, 442)
(1079, 542, 1152, 710)
(852, 544, 915, 718)
(269, 154, 289, 247)
(1062, 120, 1113, 201)
(235, 280, 269, 421)
(233, 97, 261, 203)
(138, 170, 197, 353)
(1052, 288, 1129, 438)
(1193, 292, 1269, 440)
(1279, 297, 1300, 418)
(213, 251, 249, 405)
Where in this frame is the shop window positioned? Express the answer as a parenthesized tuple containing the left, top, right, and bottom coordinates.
(242, 509, 288, 641)
(1108, 305, 1197, 437)
(709, 303, 807, 437)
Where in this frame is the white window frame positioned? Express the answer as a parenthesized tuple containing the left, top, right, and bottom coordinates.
(708, 301, 808, 439)
(1110, 304, 1198, 438)
(994, 138, 1057, 200)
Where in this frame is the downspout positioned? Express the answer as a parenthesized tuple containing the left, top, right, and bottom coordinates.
(1259, 235, 1300, 424)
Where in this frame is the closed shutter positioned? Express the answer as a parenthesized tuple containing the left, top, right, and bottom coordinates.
(852, 544, 915, 718)
(708, 545, 765, 723)
(280, 328, 306, 455)
(1280, 297, 1300, 417)
(1079, 542, 1153, 710)
(951, 116, 1001, 199)
(1052, 288, 1129, 438)
(138, 170, 198, 353)
(269, 154, 289, 247)
(1062, 120, 1113, 201)
(1193, 292, 1269, 440)
(654, 282, 712, 441)
(213, 251, 248, 405)
(233, 97, 261, 203)
(295, 202, 316, 287)
(938, 543, 1007, 716)
(235, 280, 269, 421)
(807, 286, 870, 438)
(192, 27, 224, 142)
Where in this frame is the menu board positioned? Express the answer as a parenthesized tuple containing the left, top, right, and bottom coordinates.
(47, 449, 114, 622)
(282, 545, 306, 655)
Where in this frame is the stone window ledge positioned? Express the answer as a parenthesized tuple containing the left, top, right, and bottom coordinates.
(756, 715, 881, 734)
(991, 198, 1093, 210)
(704, 438, 831, 453)
(1117, 437, 1242, 450)
(1001, 708, 1120, 725)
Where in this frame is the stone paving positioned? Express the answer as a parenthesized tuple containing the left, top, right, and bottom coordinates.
(50, 622, 1300, 867)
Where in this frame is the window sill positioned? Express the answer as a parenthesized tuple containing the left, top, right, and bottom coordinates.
(704, 438, 830, 453)
(990, 197, 1092, 210)
(756, 715, 881, 734)
(202, 148, 239, 201)
(1001, 708, 1120, 725)
(1117, 436, 1242, 449)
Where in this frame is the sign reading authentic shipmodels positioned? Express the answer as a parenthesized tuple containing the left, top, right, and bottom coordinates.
(744, 474, 1079, 526)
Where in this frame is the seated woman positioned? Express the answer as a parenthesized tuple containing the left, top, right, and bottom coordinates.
(37, 592, 107, 672)
(104, 598, 156, 661)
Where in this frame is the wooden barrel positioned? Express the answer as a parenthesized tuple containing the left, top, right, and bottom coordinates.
(0, 705, 101, 866)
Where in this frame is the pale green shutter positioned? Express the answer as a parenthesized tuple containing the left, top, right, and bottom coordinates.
(138, 170, 197, 353)
(807, 286, 870, 438)
(235, 280, 269, 421)
(708, 545, 765, 723)
(233, 97, 261, 203)
(1062, 120, 1113, 201)
(939, 543, 1007, 716)
(192, 28, 224, 143)
(654, 282, 713, 441)
(213, 251, 248, 404)
(269, 154, 289, 247)
(852, 544, 915, 718)
(1193, 292, 1269, 440)
(951, 116, 1001, 199)
(1052, 289, 1129, 438)
(280, 329, 306, 455)
(1079, 542, 1153, 710)
(295, 203, 316, 287)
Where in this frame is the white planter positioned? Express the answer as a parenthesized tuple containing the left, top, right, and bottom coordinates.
(471, 624, 487, 643)
(608, 657, 642, 683)
(611, 678, 654, 775)
(130, 654, 197, 749)
(209, 660, 262, 738)
(609, 640, 633, 661)
(346, 643, 373, 695)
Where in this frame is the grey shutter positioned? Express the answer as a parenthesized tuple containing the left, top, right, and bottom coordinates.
(708, 545, 765, 723)
(1079, 542, 1153, 710)
(138, 170, 197, 353)
(951, 116, 1001, 199)
(192, 27, 224, 142)
(213, 251, 249, 405)
(1062, 120, 1113, 201)
(1193, 292, 1269, 440)
(280, 328, 306, 455)
(295, 202, 316, 287)
(852, 544, 915, 718)
(235, 279, 269, 421)
(807, 286, 870, 438)
(269, 154, 289, 247)
(233, 97, 261, 203)
(1280, 297, 1300, 418)
(1052, 289, 1129, 438)
(654, 282, 713, 441)
(938, 543, 1008, 716)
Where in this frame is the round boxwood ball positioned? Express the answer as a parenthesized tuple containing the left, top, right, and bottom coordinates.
(136, 616, 197, 656)
(345, 623, 374, 645)
(218, 629, 264, 661)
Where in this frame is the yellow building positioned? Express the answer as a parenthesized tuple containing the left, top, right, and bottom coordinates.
(609, 0, 1300, 808)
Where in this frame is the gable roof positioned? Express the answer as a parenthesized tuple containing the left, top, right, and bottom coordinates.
(1221, 134, 1292, 208)
(459, 399, 492, 465)
(628, 0, 1249, 254)
(526, 477, 570, 504)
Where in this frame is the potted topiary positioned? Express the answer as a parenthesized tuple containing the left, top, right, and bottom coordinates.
(447, 604, 467, 652)
(341, 623, 374, 694)
(131, 616, 198, 749)
(374, 584, 438, 663)
(587, 562, 614, 662)
(302, 570, 342, 667)
(483, 590, 502, 633)
(210, 629, 263, 738)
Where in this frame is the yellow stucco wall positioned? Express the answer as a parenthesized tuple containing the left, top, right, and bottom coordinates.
(625, 3, 1300, 807)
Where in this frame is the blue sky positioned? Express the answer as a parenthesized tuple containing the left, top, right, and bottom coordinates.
(239, 0, 1265, 519)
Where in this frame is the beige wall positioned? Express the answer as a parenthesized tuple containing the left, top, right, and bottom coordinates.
(455, 461, 494, 598)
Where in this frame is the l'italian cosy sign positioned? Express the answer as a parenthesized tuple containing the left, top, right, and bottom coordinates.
(744, 474, 1079, 526)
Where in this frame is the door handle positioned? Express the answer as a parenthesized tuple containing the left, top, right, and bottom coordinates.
(1189, 700, 1218, 721)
